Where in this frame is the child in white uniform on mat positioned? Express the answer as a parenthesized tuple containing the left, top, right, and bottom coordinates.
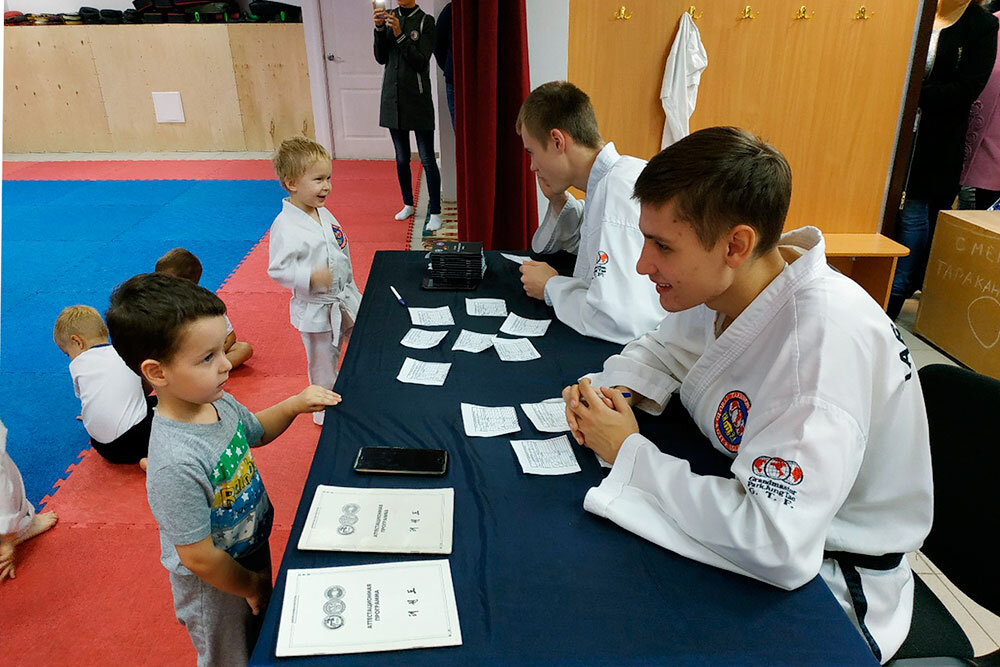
(1, 419, 58, 582)
(267, 136, 362, 426)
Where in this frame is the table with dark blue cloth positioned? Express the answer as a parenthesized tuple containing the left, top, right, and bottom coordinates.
(250, 251, 877, 666)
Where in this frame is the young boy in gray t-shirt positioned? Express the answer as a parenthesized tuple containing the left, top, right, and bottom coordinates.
(106, 272, 342, 667)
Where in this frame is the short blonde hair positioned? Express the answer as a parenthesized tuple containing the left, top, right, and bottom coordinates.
(53, 305, 108, 349)
(273, 136, 331, 189)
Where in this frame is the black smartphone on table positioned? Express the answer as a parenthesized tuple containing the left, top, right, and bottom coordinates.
(353, 446, 448, 476)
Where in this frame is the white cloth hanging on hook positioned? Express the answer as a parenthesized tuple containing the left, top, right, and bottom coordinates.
(660, 12, 708, 149)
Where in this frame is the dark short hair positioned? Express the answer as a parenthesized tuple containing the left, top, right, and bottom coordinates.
(155, 247, 203, 283)
(515, 81, 603, 149)
(106, 272, 226, 375)
(633, 127, 791, 253)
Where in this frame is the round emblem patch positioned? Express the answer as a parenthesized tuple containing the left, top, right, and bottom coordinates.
(323, 615, 344, 630)
(714, 391, 750, 452)
(410, 29, 419, 40)
(595, 250, 609, 266)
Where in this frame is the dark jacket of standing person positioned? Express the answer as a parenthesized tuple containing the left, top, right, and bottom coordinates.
(433, 2, 453, 84)
(907, 2, 998, 208)
(374, 5, 436, 131)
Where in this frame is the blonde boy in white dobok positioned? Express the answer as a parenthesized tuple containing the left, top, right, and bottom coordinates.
(268, 137, 362, 425)
(563, 127, 933, 663)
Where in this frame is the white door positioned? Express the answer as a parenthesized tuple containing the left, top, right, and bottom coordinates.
(321, 0, 394, 158)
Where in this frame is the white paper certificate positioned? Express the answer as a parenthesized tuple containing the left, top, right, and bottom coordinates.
(500, 252, 529, 264)
(276, 560, 462, 657)
(408, 306, 455, 327)
(397, 358, 451, 386)
(492, 337, 540, 362)
(499, 312, 551, 337)
(465, 297, 507, 317)
(400, 328, 449, 349)
(298, 486, 454, 554)
(510, 435, 581, 475)
(520, 399, 571, 432)
(451, 329, 495, 353)
(460, 403, 520, 437)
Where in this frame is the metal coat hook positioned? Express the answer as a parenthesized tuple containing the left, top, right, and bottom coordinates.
(855, 6, 874, 20)
(614, 5, 632, 20)
(687, 5, 702, 21)
(740, 5, 758, 20)
(795, 6, 814, 20)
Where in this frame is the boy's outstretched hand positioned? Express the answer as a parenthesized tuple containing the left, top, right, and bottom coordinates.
(294, 385, 342, 414)
(564, 378, 639, 464)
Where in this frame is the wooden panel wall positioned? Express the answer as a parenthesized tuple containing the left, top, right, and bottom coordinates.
(568, 1, 921, 234)
(2, 24, 314, 153)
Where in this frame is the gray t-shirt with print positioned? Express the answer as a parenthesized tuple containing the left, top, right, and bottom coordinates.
(146, 392, 272, 575)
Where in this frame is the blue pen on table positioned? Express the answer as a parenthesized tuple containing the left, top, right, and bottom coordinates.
(389, 285, 407, 307)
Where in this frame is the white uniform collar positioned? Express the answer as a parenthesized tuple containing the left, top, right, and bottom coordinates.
(586, 142, 622, 194)
(281, 198, 328, 228)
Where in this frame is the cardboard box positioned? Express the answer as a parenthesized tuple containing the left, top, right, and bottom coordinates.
(915, 210, 1000, 380)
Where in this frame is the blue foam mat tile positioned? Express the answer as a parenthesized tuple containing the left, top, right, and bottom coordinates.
(113, 205, 274, 243)
(2, 241, 109, 301)
(165, 179, 285, 209)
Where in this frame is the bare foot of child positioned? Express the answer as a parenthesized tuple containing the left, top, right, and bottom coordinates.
(139, 458, 148, 471)
(16, 511, 59, 545)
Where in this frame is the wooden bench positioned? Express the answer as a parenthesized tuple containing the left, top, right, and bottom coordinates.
(824, 234, 909, 310)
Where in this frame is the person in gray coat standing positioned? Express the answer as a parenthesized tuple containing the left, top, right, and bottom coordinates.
(374, 0, 443, 232)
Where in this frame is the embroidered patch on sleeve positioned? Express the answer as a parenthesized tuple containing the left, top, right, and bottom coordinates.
(748, 456, 803, 507)
(593, 250, 609, 278)
(714, 390, 750, 452)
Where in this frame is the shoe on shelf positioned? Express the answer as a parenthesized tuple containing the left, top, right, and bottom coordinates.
(424, 214, 443, 232)
(394, 205, 415, 221)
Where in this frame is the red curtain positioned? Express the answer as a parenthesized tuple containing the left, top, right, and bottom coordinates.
(453, 0, 537, 250)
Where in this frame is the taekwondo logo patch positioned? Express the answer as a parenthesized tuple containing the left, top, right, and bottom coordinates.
(714, 391, 750, 452)
(331, 225, 348, 250)
(748, 456, 804, 507)
(410, 29, 419, 40)
(593, 250, 609, 278)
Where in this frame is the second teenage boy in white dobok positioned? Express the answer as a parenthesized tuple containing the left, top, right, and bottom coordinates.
(564, 127, 933, 663)
(516, 82, 664, 345)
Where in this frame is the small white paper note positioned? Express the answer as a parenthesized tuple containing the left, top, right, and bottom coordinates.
(520, 399, 571, 433)
(461, 403, 520, 437)
(276, 560, 462, 657)
(298, 486, 454, 554)
(501, 253, 529, 265)
(397, 358, 451, 386)
(492, 337, 540, 362)
(451, 329, 495, 353)
(400, 328, 449, 349)
(408, 306, 454, 327)
(465, 297, 508, 317)
(510, 435, 581, 475)
(500, 313, 551, 337)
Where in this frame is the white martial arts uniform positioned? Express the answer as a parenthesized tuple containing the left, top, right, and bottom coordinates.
(267, 199, 362, 423)
(69, 344, 148, 444)
(660, 12, 708, 149)
(582, 227, 933, 662)
(532, 143, 665, 345)
(0, 420, 35, 539)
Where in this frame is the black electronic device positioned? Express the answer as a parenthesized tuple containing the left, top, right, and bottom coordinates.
(353, 446, 448, 476)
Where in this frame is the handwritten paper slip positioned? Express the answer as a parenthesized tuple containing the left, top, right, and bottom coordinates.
(520, 399, 571, 433)
(451, 330, 495, 353)
(465, 298, 508, 317)
(397, 358, 451, 386)
(408, 306, 455, 327)
(460, 403, 521, 437)
(298, 486, 454, 554)
(500, 313, 551, 337)
(501, 253, 529, 265)
(400, 328, 449, 349)
(510, 435, 581, 475)
(276, 560, 462, 657)
(492, 337, 540, 362)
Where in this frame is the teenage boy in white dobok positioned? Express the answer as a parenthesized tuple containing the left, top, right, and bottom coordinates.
(563, 127, 933, 663)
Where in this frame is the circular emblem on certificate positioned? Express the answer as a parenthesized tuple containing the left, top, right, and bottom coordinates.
(324, 585, 345, 599)
(323, 599, 346, 615)
(337, 524, 355, 536)
(342, 503, 360, 514)
(323, 614, 344, 630)
(339, 514, 359, 526)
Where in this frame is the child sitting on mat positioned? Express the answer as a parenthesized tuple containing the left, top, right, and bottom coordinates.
(155, 247, 253, 370)
(105, 272, 340, 665)
(54, 305, 153, 469)
(267, 136, 362, 426)
(1, 419, 59, 582)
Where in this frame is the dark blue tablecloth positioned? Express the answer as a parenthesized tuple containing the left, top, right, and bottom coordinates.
(250, 251, 876, 666)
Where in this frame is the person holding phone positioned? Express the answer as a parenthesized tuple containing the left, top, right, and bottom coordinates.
(373, 0, 443, 233)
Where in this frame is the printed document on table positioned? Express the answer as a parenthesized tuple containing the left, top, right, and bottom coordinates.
(400, 328, 449, 349)
(492, 337, 540, 362)
(510, 435, 581, 475)
(465, 298, 507, 317)
(408, 306, 454, 327)
(397, 358, 451, 386)
(499, 313, 551, 337)
(276, 559, 462, 657)
(298, 486, 454, 554)
(460, 403, 520, 437)
(520, 398, 571, 432)
(451, 330, 494, 353)
(501, 253, 529, 264)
